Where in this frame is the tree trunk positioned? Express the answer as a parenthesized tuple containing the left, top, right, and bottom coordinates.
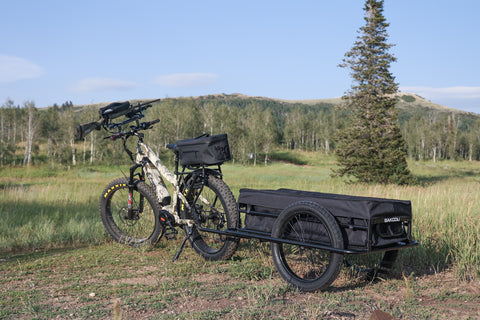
(23, 107, 35, 166)
(12, 119, 16, 166)
(83, 138, 87, 164)
(71, 138, 76, 166)
(90, 133, 94, 164)
(0, 114, 4, 166)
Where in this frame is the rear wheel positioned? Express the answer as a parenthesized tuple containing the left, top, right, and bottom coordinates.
(99, 178, 162, 246)
(180, 174, 239, 261)
(270, 202, 344, 292)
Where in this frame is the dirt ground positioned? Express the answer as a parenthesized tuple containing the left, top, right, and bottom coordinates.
(1, 245, 479, 319)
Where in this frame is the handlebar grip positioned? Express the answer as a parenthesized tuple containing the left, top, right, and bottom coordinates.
(75, 120, 102, 141)
(140, 119, 160, 130)
(109, 133, 124, 141)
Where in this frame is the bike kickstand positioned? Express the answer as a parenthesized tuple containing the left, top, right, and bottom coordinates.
(172, 227, 193, 262)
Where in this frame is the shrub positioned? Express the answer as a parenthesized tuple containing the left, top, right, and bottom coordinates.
(401, 95, 416, 103)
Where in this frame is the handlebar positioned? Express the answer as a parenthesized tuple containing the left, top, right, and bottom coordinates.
(105, 119, 160, 141)
(75, 98, 160, 141)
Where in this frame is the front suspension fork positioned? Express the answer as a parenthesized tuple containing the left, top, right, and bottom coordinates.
(125, 163, 144, 219)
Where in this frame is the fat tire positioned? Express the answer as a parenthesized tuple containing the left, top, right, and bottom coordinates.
(181, 175, 239, 261)
(270, 201, 344, 292)
(99, 177, 162, 246)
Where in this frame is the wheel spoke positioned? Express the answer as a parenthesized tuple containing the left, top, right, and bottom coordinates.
(271, 202, 344, 291)
(100, 178, 162, 246)
(179, 175, 239, 261)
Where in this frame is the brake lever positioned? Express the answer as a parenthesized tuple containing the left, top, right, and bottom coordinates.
(133, 119, 160, 131)
(104, 132, 124, 141)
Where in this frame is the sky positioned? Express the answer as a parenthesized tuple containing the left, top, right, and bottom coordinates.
(1, 0, 480, 113)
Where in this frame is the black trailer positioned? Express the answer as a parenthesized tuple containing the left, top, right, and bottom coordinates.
(202, 188, 418, 292)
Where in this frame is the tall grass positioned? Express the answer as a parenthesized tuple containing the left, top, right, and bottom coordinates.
(1, 154, 479, 280)
(0, 166, 118, 251)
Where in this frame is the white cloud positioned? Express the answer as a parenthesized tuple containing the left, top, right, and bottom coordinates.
(71, 77, 138, 92)
(401, 86, 480, 100)
(0, 55, 44, 83)
(154, 73, 218, 88)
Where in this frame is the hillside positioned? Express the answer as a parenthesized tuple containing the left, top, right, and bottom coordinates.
(273, 92, 468, 113)
(197, 92, 477, 118)
(3, 91, 478, 167)
(74, 92, 477, 119)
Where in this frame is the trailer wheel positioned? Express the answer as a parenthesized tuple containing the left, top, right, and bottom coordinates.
(270, 201, 344, 292)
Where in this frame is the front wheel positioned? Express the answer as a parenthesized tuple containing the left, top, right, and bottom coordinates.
(180, 174, 239, 261)
(99, 177, 163, 246)
(270, 201, 344, 292)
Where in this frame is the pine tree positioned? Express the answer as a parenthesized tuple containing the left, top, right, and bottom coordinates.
(334, 0, 412, 184)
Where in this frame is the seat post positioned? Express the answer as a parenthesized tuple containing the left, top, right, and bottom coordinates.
(174, 151, 180, 175)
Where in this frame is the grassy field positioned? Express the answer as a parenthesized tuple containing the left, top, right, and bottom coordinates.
(1, 154, 480, 319)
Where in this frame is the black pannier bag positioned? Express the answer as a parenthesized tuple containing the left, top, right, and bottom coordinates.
(176, 134, 232, 167)
(238, 188, 412, 250)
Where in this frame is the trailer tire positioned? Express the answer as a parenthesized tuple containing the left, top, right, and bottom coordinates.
(270, 201, 344, 292)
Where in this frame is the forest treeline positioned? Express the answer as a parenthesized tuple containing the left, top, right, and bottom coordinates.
(1, 94, 480, 167)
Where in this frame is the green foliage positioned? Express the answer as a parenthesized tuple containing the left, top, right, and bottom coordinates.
(401, 94, 416, 103)
(1, 92, 480, 168)
(335, 0, 412, 185)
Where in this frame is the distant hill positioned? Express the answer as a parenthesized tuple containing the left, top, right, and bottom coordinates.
(390, 92, 473, 115)
(8, 91, 479, 166)
(75, 92, 477, 117)
(73, 92, 479, 132)
(218, 92, 476, 116)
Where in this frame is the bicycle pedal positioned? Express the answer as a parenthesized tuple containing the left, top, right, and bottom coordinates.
(164, 227, 178, 240)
